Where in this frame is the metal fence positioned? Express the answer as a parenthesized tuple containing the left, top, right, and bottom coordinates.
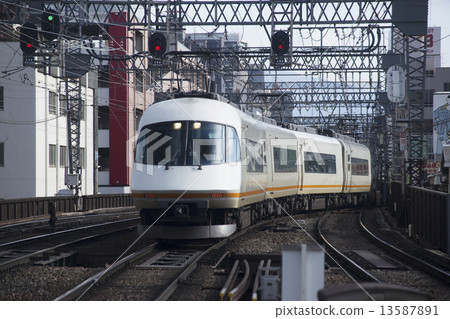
(407, 186, 449, 254)
(387, 182, 406, 224)
(0, 194, 134, 222)
(388, 182, 450, 254)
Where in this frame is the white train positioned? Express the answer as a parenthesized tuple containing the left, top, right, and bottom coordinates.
(132, 93, 371, 239)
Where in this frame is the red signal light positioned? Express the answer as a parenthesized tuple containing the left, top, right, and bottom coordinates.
(271, 30, 290, 56)
(149, 32, 167, 58)
(20, 22, 39, 55)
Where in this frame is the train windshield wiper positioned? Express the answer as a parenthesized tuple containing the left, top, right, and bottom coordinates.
(165, 148, 181, 170)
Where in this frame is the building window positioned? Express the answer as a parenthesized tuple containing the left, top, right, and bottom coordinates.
(135, 108, 143, 132)
(79, 147, 85, 169)
(136, 70, 144, 93)
(426, 70, 434, 78)
(146, 70, 151, 91)
(444, 83, 450, 91)
(49, 92, 57, 115)
(98, 105, 109, 129)
(49, 144, 57, 167)
(0, 142, 4, 166)
(60, 145, 67, 167)
(0, 86, 4, 110)
(424, 89, 435, 106)
(98, 148, 109, 171)
(98, 65, 109, 88)
(80, 99, 86, 121)
(135, 31, 143, 52)
(60, 94, 67, 116)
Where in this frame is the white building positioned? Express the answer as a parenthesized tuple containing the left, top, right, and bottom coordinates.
(0, 42, 95, 199)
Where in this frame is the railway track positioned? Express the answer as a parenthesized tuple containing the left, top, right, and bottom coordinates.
(4, 205, 448, 301)
(0, 211, 138, 243)
(359, 210, 450, 285)
(0, 218, 140, 272)
(219, 259, 250, 301)
(318, 210, 380, 283)
(318, 208, 450, 301)
(55, 244, 159, 300)
(169, 211, 324, 301)
(56, 216, 282, 301)
(55, 244, 217, 300)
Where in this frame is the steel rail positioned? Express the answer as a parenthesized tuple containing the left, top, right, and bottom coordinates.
(251, 260, 265, 301)
(55, 244, 158, 301)
(228, 259, 250, 301)
(220, 260, 240, 301)
(0, 235, 98, 271)
(154, 216, 278, 301)
(318, 212, 380, 283)
(0, 218, 139, 249)
(0, 212, 138, 231)
(359, 211, 450, 284)
(0, 220, 139, 272)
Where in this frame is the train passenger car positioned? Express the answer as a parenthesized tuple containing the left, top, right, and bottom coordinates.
(131, 94, 371, 239)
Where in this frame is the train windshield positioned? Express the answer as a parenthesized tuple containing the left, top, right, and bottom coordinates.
(135, 121, 240, 166)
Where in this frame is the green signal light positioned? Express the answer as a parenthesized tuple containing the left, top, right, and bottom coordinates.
(48, 15, 53, 21)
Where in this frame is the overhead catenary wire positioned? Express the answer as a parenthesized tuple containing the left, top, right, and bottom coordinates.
(0, 2, 381, 134)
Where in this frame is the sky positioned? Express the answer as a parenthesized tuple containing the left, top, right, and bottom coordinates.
(429, 0, 450, 66)
(188, 0, 450, 67)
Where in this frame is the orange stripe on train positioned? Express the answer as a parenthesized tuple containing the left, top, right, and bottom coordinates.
(132, 184, 369, 199)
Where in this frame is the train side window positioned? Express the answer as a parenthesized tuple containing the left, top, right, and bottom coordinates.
(245, 139, 264, 172)
(273, 147, 297, 173)
(226, 126, 241, 163)
(304, 152, 336, 174)
(351, 157, 369, 176)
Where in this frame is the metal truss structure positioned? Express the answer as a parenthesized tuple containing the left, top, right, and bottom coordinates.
(0, 1, 392, 26)
(389, 27, 427, 187)
(0, 0, 428, 191)
(64, 78, 82, 191)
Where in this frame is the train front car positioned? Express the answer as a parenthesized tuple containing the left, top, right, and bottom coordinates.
(131, 97, 243, 239)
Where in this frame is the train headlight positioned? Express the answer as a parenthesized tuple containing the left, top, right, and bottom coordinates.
(173, 122, 182, 130)
(193, 122, 201, 129)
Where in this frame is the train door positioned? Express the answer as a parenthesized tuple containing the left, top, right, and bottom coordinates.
(346, 151, 352, 191)
(267, 134, 274, 184)
(339, 140, 350, 193)
(298, 141, 303, 191)
(242, 123, 267, 203)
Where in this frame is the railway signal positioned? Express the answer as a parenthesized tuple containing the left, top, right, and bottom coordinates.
(271, 30, 290, 56)
(41, 9, 60, 41)
(19, 22, 39, 55)
(149, 32, 167, 58)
